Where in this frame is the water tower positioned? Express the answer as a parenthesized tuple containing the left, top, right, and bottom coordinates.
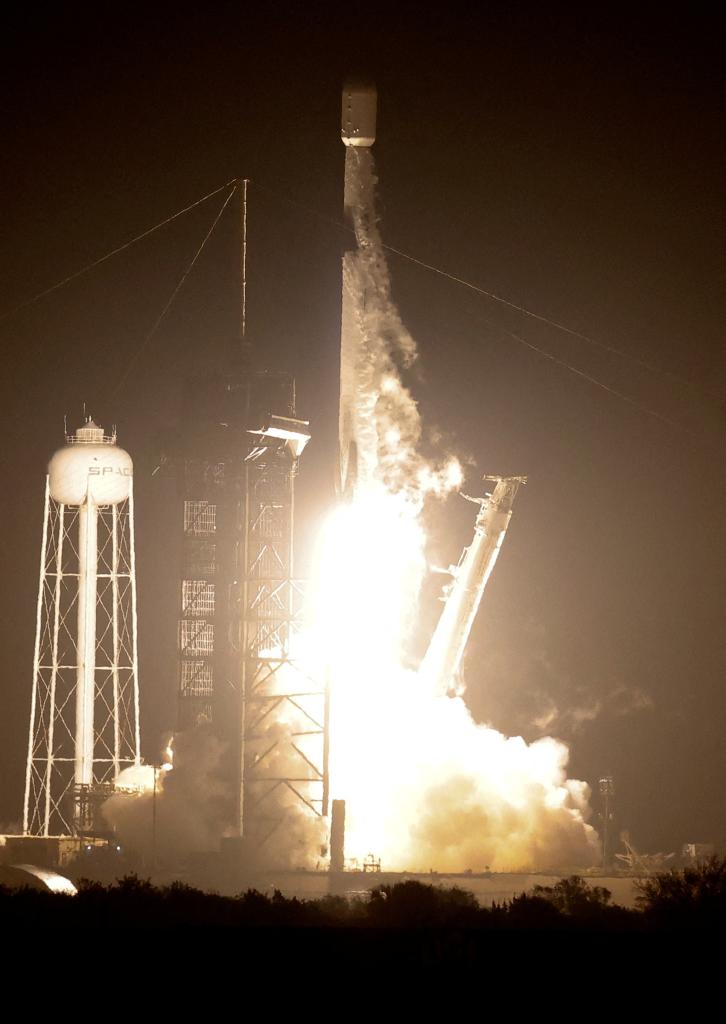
(23, 419, 141, 836)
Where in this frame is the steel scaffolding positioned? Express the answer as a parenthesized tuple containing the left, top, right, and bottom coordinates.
(174, 371, 327, 857)
(239, 432, 328, 850)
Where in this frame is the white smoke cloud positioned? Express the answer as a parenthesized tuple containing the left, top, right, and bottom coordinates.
(102, 726, 233, 860)
(104, 717, 329, 871)
(343, 147, 462, 504)
(553, 685, 653, 733)
(467, 614, 654, 738)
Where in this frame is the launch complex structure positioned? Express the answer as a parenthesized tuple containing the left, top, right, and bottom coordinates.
(169, 83, 525, 865)
(14, 84, 525, 873)
(171, 355, 325, 856)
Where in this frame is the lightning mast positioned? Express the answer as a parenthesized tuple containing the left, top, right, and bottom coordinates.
(420, 475, 526, 695)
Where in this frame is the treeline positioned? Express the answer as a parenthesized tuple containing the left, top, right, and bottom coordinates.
(3, 858, 726, 933)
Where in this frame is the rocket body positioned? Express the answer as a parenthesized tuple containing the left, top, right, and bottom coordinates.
(338, 83, 377, 499)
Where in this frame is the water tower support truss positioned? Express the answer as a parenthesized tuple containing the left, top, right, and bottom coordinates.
(24, 482, 141, 836)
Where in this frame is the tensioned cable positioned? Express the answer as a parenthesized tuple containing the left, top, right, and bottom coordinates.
(111, 182, 238, 398)
(380, 241, 702, 394)
(1, 173, 707, 431)
(254, 180, 709, 406)
(477, 313, 686, 431)
(0, 178, 239, 325)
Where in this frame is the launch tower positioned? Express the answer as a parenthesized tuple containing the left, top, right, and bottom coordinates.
(172, 185, 328, 859)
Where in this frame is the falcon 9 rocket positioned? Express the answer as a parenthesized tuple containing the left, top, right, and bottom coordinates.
(338, 81, 377, 499)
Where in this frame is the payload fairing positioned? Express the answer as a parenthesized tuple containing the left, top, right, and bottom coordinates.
(341, 83, 377, 148)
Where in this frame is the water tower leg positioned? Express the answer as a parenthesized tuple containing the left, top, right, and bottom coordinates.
(75, 496, 97, 822)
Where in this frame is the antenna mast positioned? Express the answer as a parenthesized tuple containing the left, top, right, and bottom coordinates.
(240, 178, 251, 366)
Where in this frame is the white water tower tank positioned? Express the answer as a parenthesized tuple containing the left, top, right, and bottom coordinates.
(48, 419, 132, 506)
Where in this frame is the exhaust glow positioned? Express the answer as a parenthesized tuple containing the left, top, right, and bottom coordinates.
(307, 145, 599, 872)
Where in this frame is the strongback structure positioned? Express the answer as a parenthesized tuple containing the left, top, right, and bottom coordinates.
(24, 420, 141, 836)
(419, 475, 527, 696)
(174, 366, 328, 855)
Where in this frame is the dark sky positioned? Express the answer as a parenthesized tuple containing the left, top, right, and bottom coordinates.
(1, 7, 724, 856)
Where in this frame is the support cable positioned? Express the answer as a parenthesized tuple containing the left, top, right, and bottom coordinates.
(112, 182, 238, 397)
(0, 178, 239, 325)
(381, 240, 700, 395)
(254, 181, 715, 421)
(1, 172, 712, 432)
(241, 177, 249, 340)
(482, 317, 686, 431)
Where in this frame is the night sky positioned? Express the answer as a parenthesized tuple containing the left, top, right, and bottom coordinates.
(1, 8, 724, 858)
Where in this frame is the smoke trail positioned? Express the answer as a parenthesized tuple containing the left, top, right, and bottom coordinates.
(318, 150, 600, 872)
(343, 147, 461, 501)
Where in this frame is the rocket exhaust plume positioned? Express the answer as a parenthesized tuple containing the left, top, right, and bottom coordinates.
(306, 84, 600, 872)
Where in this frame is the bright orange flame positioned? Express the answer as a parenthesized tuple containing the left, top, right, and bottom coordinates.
(307, 477, 600, 872)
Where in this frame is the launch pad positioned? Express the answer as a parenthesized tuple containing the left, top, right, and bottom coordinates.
(13, 82, 572, 881)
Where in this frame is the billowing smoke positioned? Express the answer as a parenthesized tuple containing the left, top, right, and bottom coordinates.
(343, 147, 461, 501)
(316, 149, 600, 872)
(103, 726, 233, 861)
(105, 712, 328, 871)
(469, 615, 653, 739)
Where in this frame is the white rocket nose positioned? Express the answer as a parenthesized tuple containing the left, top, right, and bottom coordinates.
(341, 82, 377, 147)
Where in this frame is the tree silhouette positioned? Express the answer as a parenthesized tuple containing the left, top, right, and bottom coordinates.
(365, 880, 481, 928)
(636, 855, 726, 928)
(531, 875, 612, 915)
